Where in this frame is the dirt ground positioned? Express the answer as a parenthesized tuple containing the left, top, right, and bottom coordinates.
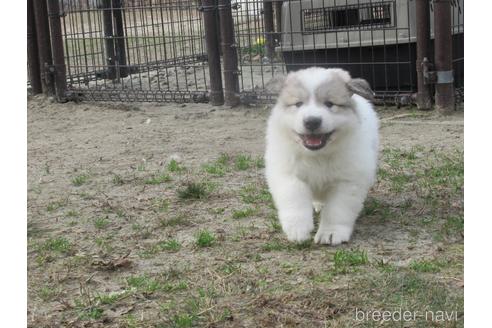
(27, 95, 463, 327)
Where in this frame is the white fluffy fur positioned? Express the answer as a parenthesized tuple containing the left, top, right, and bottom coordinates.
(265, 67, 379, 245)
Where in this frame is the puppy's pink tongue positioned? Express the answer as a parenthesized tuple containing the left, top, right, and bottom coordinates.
(305, 135, 323, 146)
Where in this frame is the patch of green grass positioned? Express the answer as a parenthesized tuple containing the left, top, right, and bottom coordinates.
(95, 235, 113, 252)
(442, 215, 464, 237)
(37, 285, 59, 301)
(210, 207, 225, 215)
(266, 212, 282, 232)
(234, 154, 253, 170)
(152, 198, 169, 213)
(115, 208, 126, 219)
(159, 214, 189, 228)
(333, 248, 369, 273)
(94, 217, 110, 230)
(361, 197, 395, 222)
(158, 239, 181, 252)
(123, 314, 139, 328)
(280, 262, 301, 274)
(95, 290, 129, 305)
(239, 184, 273, 205)
(126, 275, 162, 294)
(217, 153, 230, 166)
(379, 148, 463, 199)
(39, 237, 72, 254)
(375, 259, 397, 273)
(162, 281, 189, 292)
(177, 182, 211, 200)
(140, 240, 181, 257)
(126, 276, 187, 294)
(310, 271, 335, 284)
(171, 313, 195, 328)
(145, 172, 171, 185)
(262, 239, 287, 251)
(72, 174, 89, 186)
(195, 230, 216, 247)
(35, 237, 73, 266)
(66, 209, 79, 217)
(220, 262, 240, 275)
(202, 163, 226, 176)
(351, 271, 464, 323)
(167, 159, 186, 173)
(202, 153, 231, 177)
(293, 240, 313, 250)
(112, 174, 125, 185)
(46, 199, 68, 212)
(232, 207, 256, 219)
(254, 156, 265, 169)
(79, 307, 104, 320)
(409, 259, 446, 273)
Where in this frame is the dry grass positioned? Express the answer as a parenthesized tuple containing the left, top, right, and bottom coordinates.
(27, 98, 463, 327)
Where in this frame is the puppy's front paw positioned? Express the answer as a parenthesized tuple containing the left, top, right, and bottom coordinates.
(314, 225, 352, 245)
(282, 220, 314, 243)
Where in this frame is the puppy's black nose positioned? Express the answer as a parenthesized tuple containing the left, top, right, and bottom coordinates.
(303, 116, 322, 131)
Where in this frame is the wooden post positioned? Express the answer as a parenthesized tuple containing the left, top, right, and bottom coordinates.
(32, 0, 55, 95)
(102, 0, 116, 79)
(27, 0, 42, 94)
(112, 0, 128, 78)
(218, 0, 240, 106)
(415, 0, 432, 110)
(434, 0, 455, 114)
(47, 0, 67, 101)
(263, 0, 275, 60)
(274, 0, 282, 43)
(202, 0, 224, 105)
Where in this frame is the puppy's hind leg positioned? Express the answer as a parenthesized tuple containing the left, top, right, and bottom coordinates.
(314, 182, 368, 245)
(269, 176, 314, 242)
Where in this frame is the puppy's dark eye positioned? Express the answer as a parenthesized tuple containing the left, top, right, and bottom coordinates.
(324, 101, 334, 107)
(295, 102, 303, 108)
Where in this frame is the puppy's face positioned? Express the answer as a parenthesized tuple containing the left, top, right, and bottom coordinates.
(275, 68, 373, 151)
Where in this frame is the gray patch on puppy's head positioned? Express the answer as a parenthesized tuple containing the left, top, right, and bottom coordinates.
(278, 74, 309, 106)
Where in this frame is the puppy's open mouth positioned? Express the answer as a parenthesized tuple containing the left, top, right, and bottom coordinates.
(298, 131, 335, 150)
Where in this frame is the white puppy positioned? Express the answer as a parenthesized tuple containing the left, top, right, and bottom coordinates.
(265, 67, 379, 245)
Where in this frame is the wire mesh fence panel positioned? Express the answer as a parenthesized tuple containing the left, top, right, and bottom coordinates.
(232, 0, 463, 105)
(54, 0, 463, 105)
(61, 0, 210, 102)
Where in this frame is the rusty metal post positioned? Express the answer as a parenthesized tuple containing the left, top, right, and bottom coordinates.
(415, 0, 431, 110)
(102, 0, 116, 79)
(201, 0, 224, 105)
(274, 0, 282, 43)
(27, 0, 42, 94)
(47, 0, 67, 101)
(218, 0, 240, 106)
(433, 0, 455, 114)
(263, 0, 275, 60)
(112, 0, 128, 78)
(32, 0, 54, 95)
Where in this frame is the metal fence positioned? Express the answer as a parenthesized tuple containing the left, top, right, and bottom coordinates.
(60, 0, 210, 102)
(27, 0, 464, 107)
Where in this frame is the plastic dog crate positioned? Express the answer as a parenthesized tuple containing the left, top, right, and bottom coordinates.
(279, 0, 463, 92)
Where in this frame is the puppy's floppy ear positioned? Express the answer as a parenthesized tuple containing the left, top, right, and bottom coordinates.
(347, 78, 374, 101)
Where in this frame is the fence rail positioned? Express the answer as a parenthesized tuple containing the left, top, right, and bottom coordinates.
(28, 0, 464, 107)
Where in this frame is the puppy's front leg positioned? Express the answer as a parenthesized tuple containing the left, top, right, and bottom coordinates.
(315, 183, 368, 245)
(269, 176, 314, 242)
